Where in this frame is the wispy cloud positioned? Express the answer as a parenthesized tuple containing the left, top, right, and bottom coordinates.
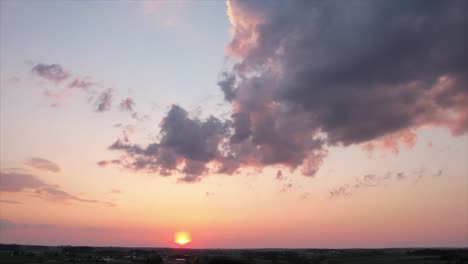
(67, 77, 96, 90)
(0, 172, 50, 192)
(329, 169, 443, 199)
(25, 157, 61, 173)
(329, 185, 351, 199)
(110, 189, 122, 194)
(0, 219, 54, 230)
(0, 171, 114, 207)
(0, 199, 23, 205)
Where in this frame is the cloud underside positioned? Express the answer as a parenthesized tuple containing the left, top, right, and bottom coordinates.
(0, 172, 114, 207)
(100, 0, 468, 182)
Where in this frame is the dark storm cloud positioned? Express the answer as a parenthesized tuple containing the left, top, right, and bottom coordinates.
(103, 0, 467, 182)
(95, 89, 113, 112)
(25, 157, 61, 173)
(222, 0, 468, 163)
(31, 63, 70, 83)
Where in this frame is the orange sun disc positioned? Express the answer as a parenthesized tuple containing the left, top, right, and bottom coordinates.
(174, 231, 192, 246)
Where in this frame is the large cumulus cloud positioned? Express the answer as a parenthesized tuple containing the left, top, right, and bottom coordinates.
(221, 0, 468, 163)
(102, 105, 230, 182)
(103, 0, 468, 181)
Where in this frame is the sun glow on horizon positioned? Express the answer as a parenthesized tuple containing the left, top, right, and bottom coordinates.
(174, 231, 192, 246)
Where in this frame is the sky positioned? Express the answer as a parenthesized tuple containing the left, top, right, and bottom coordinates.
(0, 0, 467, 248)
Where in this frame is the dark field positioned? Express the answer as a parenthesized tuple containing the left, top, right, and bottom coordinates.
(1, 245, 467, 264)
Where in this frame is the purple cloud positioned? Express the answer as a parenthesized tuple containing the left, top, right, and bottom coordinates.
(95, 89, 113, 112)
(329, 185, 351, 199)
(0, 172, 50, 192)
(0, 171, 114, 207)
(222, 0, 468, 172)
(25, 157, 61, 173)
(31, 63, 70, 83)
(101, 0, 468, 183)
(119, 97, 135, 112)
(68, 77, 95, 90)
(275, 170, 284, 181)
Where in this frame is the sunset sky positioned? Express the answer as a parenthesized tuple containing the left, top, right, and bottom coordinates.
(0, 0, 467, 248)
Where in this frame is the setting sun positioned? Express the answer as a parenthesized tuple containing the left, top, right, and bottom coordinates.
(174, 231, 192, 246)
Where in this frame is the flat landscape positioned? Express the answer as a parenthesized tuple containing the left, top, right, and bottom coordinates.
(1, 245, 467, 264)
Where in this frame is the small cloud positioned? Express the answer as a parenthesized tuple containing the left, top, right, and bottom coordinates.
(412, 169, 425, 184)
(329, 185, 351, 199)
(97, 160, 122, 167)
(119, 97, 135, 112)
(131, 112, 149, 122)
(362, 130, 418, 156)
(396, 172, 405, 180)
(110, 189, 122, 194)
(31, 63, 70, 83)
(25, 157, 61, 173)
(205, 191, 215, 197)
(433, 169, 443, 178)
(275, 169, 284, 181)
(177, 173, 203, 183)
(280, 183, 293, 192)
(43, 90, 67, 100)
(427, 141, 433, 148)
(68, 77, 95, 90)
(95, 89, 113, 112)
